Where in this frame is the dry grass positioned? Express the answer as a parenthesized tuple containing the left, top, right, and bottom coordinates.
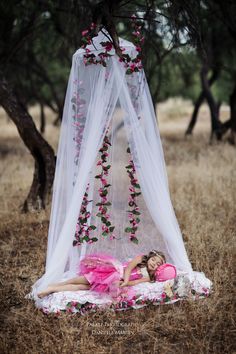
(0, 100, 235, 354)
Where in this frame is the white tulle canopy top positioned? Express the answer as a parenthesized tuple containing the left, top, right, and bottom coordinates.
(31, 30, 193, 298)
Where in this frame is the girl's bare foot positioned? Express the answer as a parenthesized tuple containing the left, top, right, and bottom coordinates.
(37, 286, 54, 298)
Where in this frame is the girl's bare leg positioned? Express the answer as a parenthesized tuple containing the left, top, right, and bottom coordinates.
(51, 276, 90, 287)
(38, 283, 91, 298)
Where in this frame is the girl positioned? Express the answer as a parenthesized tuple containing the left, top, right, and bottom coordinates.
(37, 250, 170, 299)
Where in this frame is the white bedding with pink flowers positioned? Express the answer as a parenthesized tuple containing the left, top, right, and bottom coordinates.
(27, 270, 212, 315)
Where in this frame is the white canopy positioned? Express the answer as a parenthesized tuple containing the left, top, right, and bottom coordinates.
(31, 31, 195, 299)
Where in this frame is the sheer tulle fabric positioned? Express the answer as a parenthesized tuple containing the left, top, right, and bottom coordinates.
(30, 32, 196, 299)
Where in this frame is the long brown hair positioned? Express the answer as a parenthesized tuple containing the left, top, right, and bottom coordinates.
(137, 250, 166, 282)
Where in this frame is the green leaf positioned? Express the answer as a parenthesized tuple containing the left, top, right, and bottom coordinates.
(109, 226, 115, 232)
(96, 212, 103, 217)
(127, 147, 131, 153)
(106, 221, 111, 227)
(131, 237, 139, 244)
(102, 231, 108, 236)
(103, 201, 111, 206)
(101, 217, 107, 223)
(91, 237, 98, 242)
(89, 225, 96, 230)
(125, 227, 132, 233)
(132, 210, 141, 215)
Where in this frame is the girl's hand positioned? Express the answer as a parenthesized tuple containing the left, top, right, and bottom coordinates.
(119, 280, 129, 287)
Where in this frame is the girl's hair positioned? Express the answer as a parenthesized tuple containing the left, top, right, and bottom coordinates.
(137, 250, 166, 282)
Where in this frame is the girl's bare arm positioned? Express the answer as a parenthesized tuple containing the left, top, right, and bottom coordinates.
(122, 255, 143, 284)
(127, 277, 150, 286)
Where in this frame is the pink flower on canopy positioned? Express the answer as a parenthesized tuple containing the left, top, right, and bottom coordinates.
(90, 22, 96, 30)
(161, 293, 166, 299)
(82, 30, 89, 36)
(103, 152, 109, 157)
(97, 160, 102, 166)
(135, 207, 139, 211)
(130, 63, 136, 72)
(136, 46, 141, 52)
(101, 178, 107, 186)
(85, 48, 91, 53)
(88, 240, 93, 244)
(128, 213, 133, 218)
(129, 187, 135, 192)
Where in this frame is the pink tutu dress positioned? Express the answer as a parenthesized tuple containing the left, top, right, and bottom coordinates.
(77, 253, 176, 298)
(77, 253, 146, 299)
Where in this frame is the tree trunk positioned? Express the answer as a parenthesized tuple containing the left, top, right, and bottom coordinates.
(200, 64, 222, 140)
(222, 82, 236, 144)
(40, 102, 45, 134)
(185, 69, 219, 135)
(229, 83, 236, 144)
(0, 74, 56, 212)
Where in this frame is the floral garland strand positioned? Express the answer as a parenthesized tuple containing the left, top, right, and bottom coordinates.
(125, 147, 141, 244)
(80, 15, 144, 75)
(73, 184, 97, 247)
(95, 132, 115, 240)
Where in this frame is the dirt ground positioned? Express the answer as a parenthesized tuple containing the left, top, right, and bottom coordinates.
(0, 100, 235, 354)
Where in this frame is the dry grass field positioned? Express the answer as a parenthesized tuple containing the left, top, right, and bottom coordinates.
(0, 99, 235, 354)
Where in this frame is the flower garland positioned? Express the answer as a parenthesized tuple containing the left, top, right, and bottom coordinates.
(95, 132, 115, 240)
(81, 15, 144, 75)
(73, 184, 97, 247)
(125, 147, 141, 244)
